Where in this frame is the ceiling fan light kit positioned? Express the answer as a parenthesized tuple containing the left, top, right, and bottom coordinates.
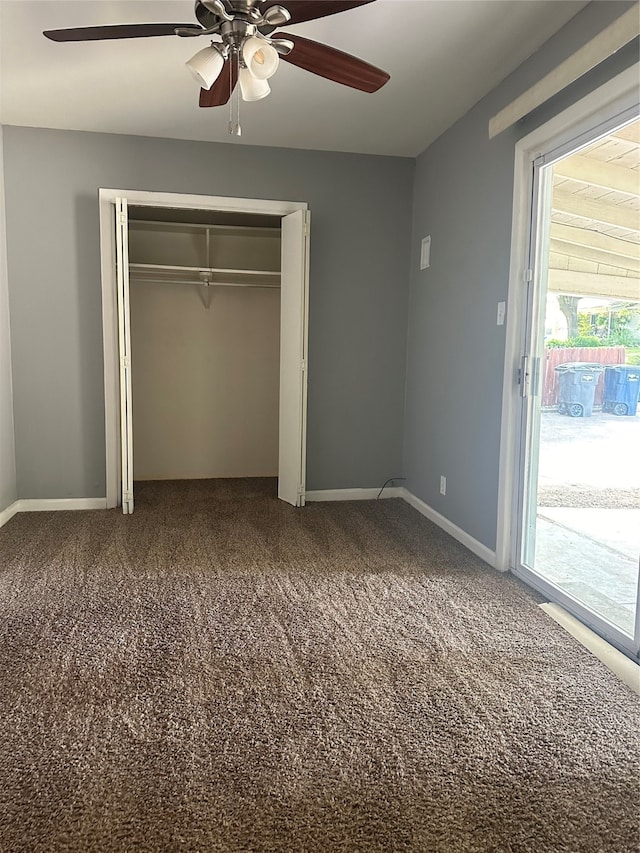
(185, 43, 226, 89)
(43, 0, 390, 135)
(242, 36, 280, 80)
(239, 67, 271, 101)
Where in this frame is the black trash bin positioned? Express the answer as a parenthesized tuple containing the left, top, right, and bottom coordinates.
(602, 365, 640, 416)
(554, 362, 604, 417)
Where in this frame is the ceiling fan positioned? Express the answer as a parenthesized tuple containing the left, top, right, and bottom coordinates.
(43, 0, 390, 125)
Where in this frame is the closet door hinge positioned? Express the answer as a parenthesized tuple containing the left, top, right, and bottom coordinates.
(123, 490, 133, 501)
(524, 268, 533, 283)
(118, 212, 127, 226)
(120, 355, 131, 368)
(301, 359, 306, 373)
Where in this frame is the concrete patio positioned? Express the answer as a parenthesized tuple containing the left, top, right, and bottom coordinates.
(534, 409, 640, 636)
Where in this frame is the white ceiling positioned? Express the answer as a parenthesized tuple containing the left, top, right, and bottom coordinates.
(0, 0, 589, 157)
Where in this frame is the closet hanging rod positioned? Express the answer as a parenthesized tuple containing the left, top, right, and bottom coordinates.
(129, 276, 280, 289)
(129, 263, 280, 276)
(128, 263, 280, 289)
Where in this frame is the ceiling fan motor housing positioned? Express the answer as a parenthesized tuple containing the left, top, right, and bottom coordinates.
(221, 19, 258, 52)
(195, 0, 289, 35)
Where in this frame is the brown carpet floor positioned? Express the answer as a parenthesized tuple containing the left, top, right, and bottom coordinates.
(0, 478, 638, 853)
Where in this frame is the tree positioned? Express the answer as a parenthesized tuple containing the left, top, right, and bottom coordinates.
(556, 295, 581, 339)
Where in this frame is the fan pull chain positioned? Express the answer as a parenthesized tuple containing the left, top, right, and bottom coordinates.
(228, 50, 242, 137)
(235, 77, 241, 137)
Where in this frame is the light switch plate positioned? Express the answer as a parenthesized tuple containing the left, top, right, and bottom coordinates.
(420, 236, 431, 270)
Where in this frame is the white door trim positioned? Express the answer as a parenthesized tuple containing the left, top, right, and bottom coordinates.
(99, 189, 309, 509)
(495, 62, 640, 572)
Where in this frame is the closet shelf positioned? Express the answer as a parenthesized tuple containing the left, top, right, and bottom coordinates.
(129, 263, 281, 289)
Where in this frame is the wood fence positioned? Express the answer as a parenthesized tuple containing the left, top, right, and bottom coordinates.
(541, 347, 625, 408)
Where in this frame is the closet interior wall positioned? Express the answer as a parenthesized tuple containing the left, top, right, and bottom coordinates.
(127, 207, 282, 481)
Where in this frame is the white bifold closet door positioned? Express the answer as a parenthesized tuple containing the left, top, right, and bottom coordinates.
(114, 200, 309, 514)
(115, 198, 134, 514)
(279, 209, 309, 507)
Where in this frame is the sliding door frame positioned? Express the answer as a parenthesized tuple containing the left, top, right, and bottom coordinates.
(495, 63, 640, 657)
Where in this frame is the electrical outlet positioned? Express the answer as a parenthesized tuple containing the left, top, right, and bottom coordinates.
(497, 301, 506, 326)
(440, 475, 446, 496)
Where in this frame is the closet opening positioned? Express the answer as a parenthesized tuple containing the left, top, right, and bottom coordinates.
(99, 190, 310, 514)
(130, 205, 282, 485)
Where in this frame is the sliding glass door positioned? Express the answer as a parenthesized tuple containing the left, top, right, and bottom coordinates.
(515, 114, 640, 660)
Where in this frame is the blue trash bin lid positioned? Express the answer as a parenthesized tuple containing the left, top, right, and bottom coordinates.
(605, 365, 640, 376)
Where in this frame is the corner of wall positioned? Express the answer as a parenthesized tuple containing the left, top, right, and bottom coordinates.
(400, 155, 420, 485)
(0, 125, 18, 512)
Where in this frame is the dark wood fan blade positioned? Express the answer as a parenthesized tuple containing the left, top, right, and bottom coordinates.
(261, 1, 375, 25)
(199, 59, 238, 107)
(43, 23, 195, 42)
(273, 32, 389, 93)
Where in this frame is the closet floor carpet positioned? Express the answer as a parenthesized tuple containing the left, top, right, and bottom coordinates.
(0, 479, 638, 853)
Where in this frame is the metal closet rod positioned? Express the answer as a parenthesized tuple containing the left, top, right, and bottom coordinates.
(130, 278, 280, 289)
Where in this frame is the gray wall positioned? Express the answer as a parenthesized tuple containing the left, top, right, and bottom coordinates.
(0, 128, 16, 512)
(2, 130, 413, 498)
(403, 1, 638, 551)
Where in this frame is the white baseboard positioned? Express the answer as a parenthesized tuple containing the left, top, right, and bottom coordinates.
(400, 487, 497, 569)
(0, 500, 19, 529)
(15, 498, 108, 513)
(0, 497, 109, 528)
(305, 487, 404, 502)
